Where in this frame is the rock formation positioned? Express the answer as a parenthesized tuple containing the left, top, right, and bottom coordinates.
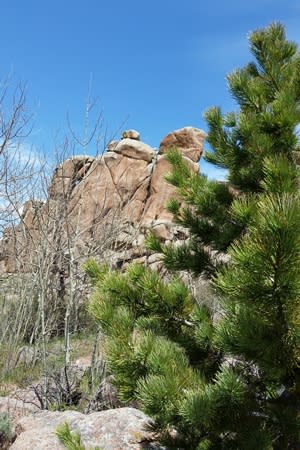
(0, 127, 205, 273)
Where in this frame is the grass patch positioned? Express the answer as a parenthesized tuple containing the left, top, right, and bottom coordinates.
(1, 363, 42, 388)
(0, 333, 96, 390)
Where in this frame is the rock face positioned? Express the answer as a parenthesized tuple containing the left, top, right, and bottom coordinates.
(10, 407, 164, 450)
(0, 127, 204, 273)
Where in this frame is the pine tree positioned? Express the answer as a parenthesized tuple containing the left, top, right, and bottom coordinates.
(147, 22, 300, 276)
(86, 23, 300, 449)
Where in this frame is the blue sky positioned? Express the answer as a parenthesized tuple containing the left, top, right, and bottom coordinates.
(1, 0, 300, 179)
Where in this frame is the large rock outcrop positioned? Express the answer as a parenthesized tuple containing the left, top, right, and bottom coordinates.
(0, 127, 205, 273)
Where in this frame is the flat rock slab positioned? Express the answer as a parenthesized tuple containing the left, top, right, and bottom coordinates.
(114, 138, 156, 162)
(10, 407, 165, 450)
